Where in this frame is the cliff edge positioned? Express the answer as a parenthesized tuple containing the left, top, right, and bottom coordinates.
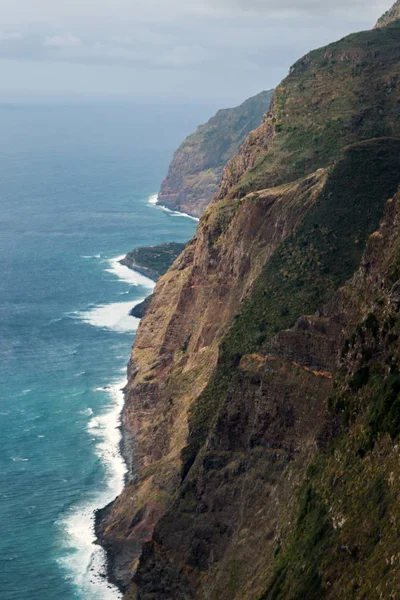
(98, 3, 400, 598)
(158, 90, 273, 217)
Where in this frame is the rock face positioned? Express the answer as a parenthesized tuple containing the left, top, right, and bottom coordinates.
(375, 0, 400, 27)
(98, 4, 400, 599)
(158, 90, 273, 217)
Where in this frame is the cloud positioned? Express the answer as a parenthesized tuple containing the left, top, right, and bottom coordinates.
(0, 31, 23, 41)
(0, 0, 393, 100)
(43, 33, 82, 47)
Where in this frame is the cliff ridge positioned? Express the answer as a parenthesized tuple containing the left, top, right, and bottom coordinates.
(98, 4, 400, 598)
(158, 90, 273, 217)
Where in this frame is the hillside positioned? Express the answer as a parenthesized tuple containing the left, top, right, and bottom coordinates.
(158, 90, 273, 217)
(97, 4, 400, 599)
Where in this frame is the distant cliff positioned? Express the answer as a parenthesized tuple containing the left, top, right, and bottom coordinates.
(98, 4, 400, 599)
(158, 90, 273, 217)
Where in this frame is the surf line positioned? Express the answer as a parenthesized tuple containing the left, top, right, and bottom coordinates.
(147, 193, 200, 222)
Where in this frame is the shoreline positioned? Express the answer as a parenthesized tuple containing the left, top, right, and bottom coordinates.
(94, 382, 136, 597)
(62, 257, 155, 599)
(147, 193, 200, 222)
(95, 195, 198, 595)
(118, 256, 158, 282)
(58, 380, 127, 600)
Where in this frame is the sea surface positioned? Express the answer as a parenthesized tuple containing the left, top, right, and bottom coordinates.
(0, 99, 210, 599)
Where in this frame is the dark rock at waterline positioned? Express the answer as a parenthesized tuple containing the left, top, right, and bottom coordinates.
(122, 242, 186, 319)
(130, 295, 153, 319)
(120, 242, 186, 282)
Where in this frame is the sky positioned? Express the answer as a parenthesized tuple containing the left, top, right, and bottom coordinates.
(0, 0, 393, 105)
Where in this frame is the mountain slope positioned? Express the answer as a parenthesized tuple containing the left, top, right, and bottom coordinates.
(218, 20, 400, 200)
(375, 0, 400, 27)
(132, 138, 400, 600)
(98, 4, 400, 599)
(158, 90, 273, 217)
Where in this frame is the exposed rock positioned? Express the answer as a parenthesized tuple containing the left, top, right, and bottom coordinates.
(97, 169, 328, 589)
(98, 4, 400, 598)
(375, 0, 400, 28)
(158, 90, 273, 217)
(130, 296, 154, 319)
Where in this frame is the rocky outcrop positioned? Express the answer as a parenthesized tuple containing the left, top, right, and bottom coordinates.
(98, 3, 400, 598)
(158, 90, 273, 217)
(130, 296, 153, 319)
(97, 169, 328, 589)
(129, 139, 400, 600)
(375, 0, 400, 28)
(121, 242, 186, 282)
(218, 19, 400, 201)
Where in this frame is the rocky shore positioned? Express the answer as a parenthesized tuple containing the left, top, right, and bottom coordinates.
(119, 242, 185, 282)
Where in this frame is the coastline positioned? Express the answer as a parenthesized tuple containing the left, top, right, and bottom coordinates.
(58, 380, 127, 600)
(147, 193, 200, 222)
(95, 195, 198, 595)
(61, 257, 155, 599)
(119, 241, 186, 283)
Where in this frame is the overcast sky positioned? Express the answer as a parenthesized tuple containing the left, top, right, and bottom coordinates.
(0, 0, 393, 105)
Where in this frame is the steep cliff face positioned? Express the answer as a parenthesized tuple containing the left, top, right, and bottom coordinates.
(218, 18, 400, 200)
(262, 187, 400, 600)
(158, 90, 273, 217)
(131, 139, 400, 600)
(97, 168, 327, 588)
(98, 4, 400, 599)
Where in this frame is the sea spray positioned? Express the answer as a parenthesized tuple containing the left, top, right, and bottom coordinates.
(147, 193, 200, 222)
(58, 259, 155, 595)
(75, 258, 155, 334)
(57, 381, 126, 600)
(105, 256, 156, 287)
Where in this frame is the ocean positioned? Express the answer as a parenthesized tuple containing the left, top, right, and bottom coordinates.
(0, 99, 210, 599)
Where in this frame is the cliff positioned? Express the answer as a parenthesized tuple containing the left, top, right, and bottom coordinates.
(98, 3, 400, 598)
(158, 90, 273, 217)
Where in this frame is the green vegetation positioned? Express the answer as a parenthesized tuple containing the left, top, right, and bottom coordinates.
(261, 483, 333, 600)
(224, 139, 400, 360)
(122, 242, 186, 281)
(159, 90, 273, 216)
(260, 303, 400, 598)
(229, 21, 400, 199)
(183, 139, 400, 480)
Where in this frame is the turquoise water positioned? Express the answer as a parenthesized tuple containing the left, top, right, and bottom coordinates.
(0, 101, 207, 599)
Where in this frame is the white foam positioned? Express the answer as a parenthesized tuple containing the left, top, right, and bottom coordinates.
(12, 457, 29, 462)
(57, 380, 127, 600)
(147, 193, 200, 222)
(81, 255, 101, 259)
(79, 408, 94, 416)
(77, 301, 142, 333)
(106, 256, 155, 289)
(147, 193, 159, 205)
